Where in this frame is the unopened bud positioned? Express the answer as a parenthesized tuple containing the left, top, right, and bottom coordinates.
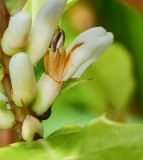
(1, 11, 31, 56)
(0, 109, 15, 129)
(22, 115, 43, 142)
(0, 92, 15, 129)
(9, 52, 37, 107)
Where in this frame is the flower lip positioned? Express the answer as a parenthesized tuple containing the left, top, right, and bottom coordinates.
(63, 29, 114, 81)
(66, 27, 107, 54)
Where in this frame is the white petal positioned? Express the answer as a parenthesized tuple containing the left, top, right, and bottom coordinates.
(9, 52, 37, 107)
(22, 115, 43, 142)
(63, 32, 113, 81)
(27, 0, 67, 64)
(71, 56, 96, 78)
(67, 27, 106, 54)
(32, 74, 62, 115)
(1, 11, 31, 56)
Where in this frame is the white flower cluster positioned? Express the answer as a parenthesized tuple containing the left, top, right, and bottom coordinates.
(0, 0, 113, 141)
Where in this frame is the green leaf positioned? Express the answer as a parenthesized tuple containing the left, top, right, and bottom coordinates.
(1, 117, 143, 160)
(43, 103, 94, 137)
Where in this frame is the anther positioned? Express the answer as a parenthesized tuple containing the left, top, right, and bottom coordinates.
(51, 28, 65, 52)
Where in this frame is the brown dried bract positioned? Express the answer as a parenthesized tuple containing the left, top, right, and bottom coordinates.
(44, 42, 84, 82)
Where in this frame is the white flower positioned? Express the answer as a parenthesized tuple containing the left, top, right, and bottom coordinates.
(63, 27, 114, 80)
(32, 27, 113, 115)
(44, 27, 114, 82)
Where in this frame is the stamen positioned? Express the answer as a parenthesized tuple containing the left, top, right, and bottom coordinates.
(51, 28, 65, 52)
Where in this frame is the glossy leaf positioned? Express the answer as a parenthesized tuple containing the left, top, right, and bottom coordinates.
(1, 117, 143, 159)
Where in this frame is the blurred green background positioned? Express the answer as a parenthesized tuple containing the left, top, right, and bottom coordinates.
(1, 1, 143, 158)
(24, 0, 143, 137)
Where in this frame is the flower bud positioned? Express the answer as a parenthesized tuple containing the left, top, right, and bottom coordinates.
(0, 109, 15, 129)
(1, 11, 31, 56)
(63, 28, 114, 80)
(0, 92, 15, 129)
(22, 115, 43, 142)
(5, 0, 28, 15)
(26, 0, 67, 64)
(9, 52, 37, 107)
(32, 74, 62, 115)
